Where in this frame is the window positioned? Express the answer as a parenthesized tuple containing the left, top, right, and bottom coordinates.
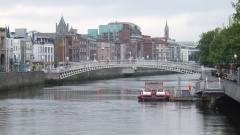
(48, 55, 50, 62)
(0, 37, 4, 49)
(51, 55, 53, 62)
(51, 48, 53, 53)
(45, 47, 47, 53)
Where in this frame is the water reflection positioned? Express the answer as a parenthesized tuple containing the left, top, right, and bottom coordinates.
(41, 89, 138, 101)
(0, 74, 239, 135)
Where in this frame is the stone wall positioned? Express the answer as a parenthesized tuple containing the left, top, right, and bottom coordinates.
(224, 81, 240, 103)
(63, 67, 124, 82)
(0, 71, 45, 90)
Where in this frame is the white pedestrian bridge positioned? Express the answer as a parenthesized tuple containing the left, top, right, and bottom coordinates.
(45, 61, 203, 79)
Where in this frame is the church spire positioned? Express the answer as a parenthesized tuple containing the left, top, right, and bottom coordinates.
(56, 15, 69, 34)
(164, 19, 169, 41)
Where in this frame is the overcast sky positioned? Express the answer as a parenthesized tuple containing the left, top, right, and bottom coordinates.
(0, 0, 236, 42)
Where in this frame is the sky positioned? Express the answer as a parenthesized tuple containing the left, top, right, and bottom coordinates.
(0, 0, 236, 42)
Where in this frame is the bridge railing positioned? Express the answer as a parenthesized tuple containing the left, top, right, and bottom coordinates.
(44, 60, 202, 74)
(195, 77, 224, 94)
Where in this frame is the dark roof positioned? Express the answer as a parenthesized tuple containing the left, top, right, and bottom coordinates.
(152, 39, 166, 44)
(58, 17, 67, 27)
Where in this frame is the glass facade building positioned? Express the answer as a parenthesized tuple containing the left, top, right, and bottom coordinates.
(88, 29, 98, 38)
(99, 22, 141, 41)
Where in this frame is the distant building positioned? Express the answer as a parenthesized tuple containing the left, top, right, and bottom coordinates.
(15, 28, 27, 38)
(88, 29, 98, 38)
(32, 33, 55, 70)
(99, 22, 141, 42)
(177, 41, 198, 62)
(142, 35, 153, 60)
(70, 27, 78, 34)
(25, 36, 33, 71)
(152, 38, 167, 61)
(0, 27, 7, 72)
(164, 20, 169, 41)
(56, 16, 69, 35)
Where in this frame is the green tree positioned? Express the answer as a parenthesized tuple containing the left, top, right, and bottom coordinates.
(197, 1, 240, 68)
(221, 23, 240, 65)
(208, 28, 223, 66)
(197, 30, 215, 66)
(232, 0, 240, 22)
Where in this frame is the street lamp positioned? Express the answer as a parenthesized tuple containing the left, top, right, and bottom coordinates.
(93, 53, 96, 62)
(66, 57, 69, 68)
(129, 51, 131, 63)
(6, 48, 8, 72)
(42, 55, 44, 70)
(30, 54, 34, 71)
(234, 54, 237, 60)
(10, 48, 13, 71)
(164, 53, 167, 61)
(101, 43, 105, 63)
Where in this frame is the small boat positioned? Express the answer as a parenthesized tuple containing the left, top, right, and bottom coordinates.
(138, 81, 170, 102)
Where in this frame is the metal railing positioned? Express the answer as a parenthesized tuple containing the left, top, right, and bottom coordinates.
(195, 77, 224, 95)
(53, 60, 201, 71)
(42, 61, 202, 79)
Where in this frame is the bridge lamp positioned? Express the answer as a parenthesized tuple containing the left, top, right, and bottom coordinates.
(42, 56, 44, 70)
(234, 54, 237, 66)
(66, 57, 69, 68)
(234, 54, 237, 60)
(101, 43, 105, 62)
(94, 53, 96, 62)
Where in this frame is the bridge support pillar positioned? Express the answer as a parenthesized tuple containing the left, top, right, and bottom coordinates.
(210, 96, 216, 109)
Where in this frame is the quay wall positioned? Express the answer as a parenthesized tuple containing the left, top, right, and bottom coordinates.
(45, 67, 126, 85)
(224, 80, 240, 103)
(45, 68, 178, 85)
(0, 72, 45, 91)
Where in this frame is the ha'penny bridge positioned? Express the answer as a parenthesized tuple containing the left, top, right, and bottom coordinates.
(44, 60, 240, 105)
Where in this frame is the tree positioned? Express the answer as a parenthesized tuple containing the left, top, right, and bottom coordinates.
(232, 0, 240, 22)
(197, 1, 240, 68)
(197, 30, 215, 66)
(208, 28, 223, 66)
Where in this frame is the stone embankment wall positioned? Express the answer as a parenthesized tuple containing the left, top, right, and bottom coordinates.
(45, 67, 178, 85)
(0, 72, 45, 90)
(45, 67, 125, 85)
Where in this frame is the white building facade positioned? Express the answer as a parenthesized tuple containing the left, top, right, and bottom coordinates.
(32, 35, 54, 70)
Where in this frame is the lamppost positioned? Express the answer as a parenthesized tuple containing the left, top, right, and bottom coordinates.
(234, 54, 237, 61)
(164, 53, 167, 61)
(101, 43, 105, 63)
(42, 55, 44, 70)
(6, 48, 8, 72)
(30, 54, 34, 71)
(93, 53, 96, 62)
(66, 57, 69, 68)
(129, 51, 131, 63)
(10, 48, 13, 71)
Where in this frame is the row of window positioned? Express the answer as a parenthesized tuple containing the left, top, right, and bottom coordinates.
(38, 46, 53, 53)
(72, 42, 97, 48)
(38, 55, 54, 62)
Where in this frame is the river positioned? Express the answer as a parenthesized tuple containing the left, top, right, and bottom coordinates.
(0, 74, 239, 135)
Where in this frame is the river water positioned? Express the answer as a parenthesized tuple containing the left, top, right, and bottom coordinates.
(0, 74, 239, 135)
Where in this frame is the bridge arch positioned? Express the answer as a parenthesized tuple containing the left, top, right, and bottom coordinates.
(56, 62, 202, 79)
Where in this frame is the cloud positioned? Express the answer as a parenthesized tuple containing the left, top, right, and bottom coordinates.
(0, 0, 235, 42)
